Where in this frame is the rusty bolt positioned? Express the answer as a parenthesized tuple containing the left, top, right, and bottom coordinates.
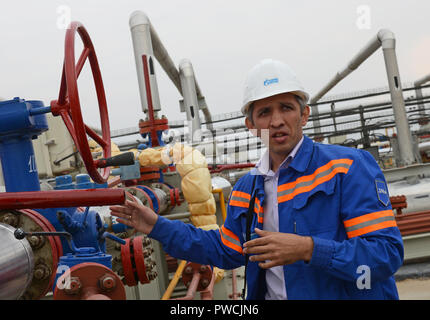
(142, 237, 151, 246)
(147, 271, 157, 281)
(64, 277, 82, 295)
(99, 274, 116, 292)
(184, 266, 193, 275)
(28, 235, 45, 249)
(143, 248, 154, 258)
(2, 213, 18, 227)
(200, 279, 210, 288)
(33, 263, 51, 280)
(199, 265, 207, 273)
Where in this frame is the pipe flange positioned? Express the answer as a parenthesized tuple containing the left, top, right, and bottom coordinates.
(54, 262, 125, 300)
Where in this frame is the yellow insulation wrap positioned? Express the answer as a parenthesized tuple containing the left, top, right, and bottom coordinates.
(138, 143, 224, 283)
(89, 140, 121, 157)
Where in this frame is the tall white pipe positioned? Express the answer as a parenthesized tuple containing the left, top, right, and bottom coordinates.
(129, 11, 163, 115)
(179, 59, 201, 143)
(310, 29, 415, 166)
(379, 29, 414, 166)
(129, 11, 213, 127)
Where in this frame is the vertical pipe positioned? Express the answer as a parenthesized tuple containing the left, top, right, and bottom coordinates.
(415, 87, 426, 120)
(379, 30, 415, 166)
(179, 59, 202, 143)
(129, 11, 162, 115)
(414, 73, 430, 124)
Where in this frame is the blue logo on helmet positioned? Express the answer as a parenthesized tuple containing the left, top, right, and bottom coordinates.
(263, 78, 279, 86)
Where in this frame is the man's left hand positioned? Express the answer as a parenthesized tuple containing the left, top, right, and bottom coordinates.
(243, 228, 314, 269)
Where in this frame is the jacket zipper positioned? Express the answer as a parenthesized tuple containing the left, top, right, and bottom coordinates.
(294, 221, 297, 234)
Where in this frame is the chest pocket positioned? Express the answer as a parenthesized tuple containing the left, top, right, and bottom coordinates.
(291, 177, 338, 235)
(292, 175, 336, 210)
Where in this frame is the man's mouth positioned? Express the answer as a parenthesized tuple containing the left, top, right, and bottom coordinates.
(271, 131, 288, 144)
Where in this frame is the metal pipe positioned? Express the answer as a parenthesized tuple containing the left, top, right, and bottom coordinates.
(161, 259, 187, 300)
(414, 74, 430, 122)
(0, 223, 34, 300)
(310, 29, 415, 166)
(379, 29, 415, 165)
(200, 272, 216, 300)
(230, 269, 240, 300)
(129, 11, 163, 115)
(310, 33, 381, 136)
(129, 11, 213, 125)
(0, 188, 125, 210)
(174, 270, 201, 300)
(179, 59, 202, 142)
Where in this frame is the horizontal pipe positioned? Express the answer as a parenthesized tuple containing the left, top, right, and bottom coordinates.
(310, 33, 382, 105)
(0, 189, 125, 210)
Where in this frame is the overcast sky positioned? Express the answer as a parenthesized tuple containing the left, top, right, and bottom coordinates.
(1, 0, 430, 131)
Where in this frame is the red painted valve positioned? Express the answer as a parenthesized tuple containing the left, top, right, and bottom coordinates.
(50, 21, 111, 184)
(53, 262, 126, 300)
(120, 236, 157, 286)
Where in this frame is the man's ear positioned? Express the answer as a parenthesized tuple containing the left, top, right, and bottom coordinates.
(245, 117, 258, 137)
(301, 105, 310, 127)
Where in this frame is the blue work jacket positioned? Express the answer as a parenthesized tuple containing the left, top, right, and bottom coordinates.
(149, 135, 404, 299)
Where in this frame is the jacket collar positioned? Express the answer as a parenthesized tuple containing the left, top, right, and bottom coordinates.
(287, 135, 314, 173)
(249, 135, 313, 194)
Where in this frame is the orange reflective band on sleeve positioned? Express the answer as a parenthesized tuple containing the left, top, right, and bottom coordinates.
(232, 191, 251, 200)
(343, 209, 397, 238)
(219, 225, 243, 255)
(277, 159, 353, 203)
(229, 190, 251, 208)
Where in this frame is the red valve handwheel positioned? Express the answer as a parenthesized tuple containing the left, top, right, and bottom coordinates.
(51, 21, 111, 184)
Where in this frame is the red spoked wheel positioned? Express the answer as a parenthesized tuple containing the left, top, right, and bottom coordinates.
(51, 21, 111, 184)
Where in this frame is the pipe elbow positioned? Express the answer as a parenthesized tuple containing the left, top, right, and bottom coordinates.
(129, 10, 150, 29)
(377, 29, 396, 49)
(179, 59, 195, 77)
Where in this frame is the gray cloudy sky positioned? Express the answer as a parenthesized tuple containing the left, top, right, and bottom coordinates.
(1, 0, 430, 130)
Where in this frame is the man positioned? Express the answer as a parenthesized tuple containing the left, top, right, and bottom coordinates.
(110, 59, 404, 299)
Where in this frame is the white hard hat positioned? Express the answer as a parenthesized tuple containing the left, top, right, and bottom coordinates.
(241, 59, 309, 116)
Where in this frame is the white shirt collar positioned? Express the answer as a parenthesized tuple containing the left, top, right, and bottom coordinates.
(255, 136, 304, 176)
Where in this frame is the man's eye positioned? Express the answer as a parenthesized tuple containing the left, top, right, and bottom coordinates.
(259, 109, 269, 116)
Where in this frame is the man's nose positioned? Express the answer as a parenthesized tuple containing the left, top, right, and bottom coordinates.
(270, 108, 285, 127)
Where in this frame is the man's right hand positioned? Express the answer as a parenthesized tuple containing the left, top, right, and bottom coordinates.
(110, 200, 158, 234)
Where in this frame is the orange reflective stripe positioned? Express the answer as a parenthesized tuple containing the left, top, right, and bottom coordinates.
(278, 159, 353, 193)
(278, 165, 350, 203)
(229, 199, 249, 208)
(221, 225, 240, 242)
(254, 198, 261, 213)
(344, 210, 394, 228)
(277, 159, 353, 203)
(254, 198, 264, 223)
(344, 210, 397, 238)
(346, 220, 397, 238)
(220, 225, 243, 254)
(229, 190, 251, 208)
(231, 191, 251, 200)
